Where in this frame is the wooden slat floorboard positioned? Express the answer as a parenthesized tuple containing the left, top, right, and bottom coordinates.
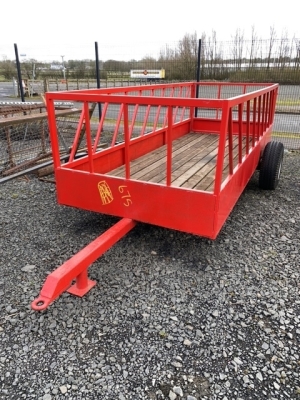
(110, 133, 202, 177)
(106, 133, 248, 192)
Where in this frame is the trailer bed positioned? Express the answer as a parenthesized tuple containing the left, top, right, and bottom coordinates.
(31, 81, 281, 311)
(43, 81, 279, 238)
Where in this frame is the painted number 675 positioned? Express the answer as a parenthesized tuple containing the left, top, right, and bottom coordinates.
(118, 186, 132, 207)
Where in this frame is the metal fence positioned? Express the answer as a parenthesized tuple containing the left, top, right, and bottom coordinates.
(0, 36, 300, 180)
(1, 82, 298, 182)
(0, 103, 83, 181)
(11, 78, 300, 150)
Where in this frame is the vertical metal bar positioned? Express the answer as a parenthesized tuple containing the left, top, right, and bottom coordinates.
(93, 102, 109, 152)
(264, 93, 269, 130)
(141, 88, 154, 135)
(5, 127, 14, 168)
(124, 103, 130, 180)
(180, 85, 191, 121)
(216, 84, 222, 119)
(190, 83, 196, 122)
(257, 96, 262, 139)
(269, 89, 274, 126)
(265, 92, 270, 127)
(195, 39, 201, 118)
(84, 102, 94, 173)
(153, 89, 162, 131)
(164, 87, 174, 126)
(238, 103, 243, 164)
(252, 98, 257, 146)
(270, 87, 278, 125)
(246, 100, 250, 154)
(173, 86, 182, 123)
(40, 120, 46, 154)
(95, 41, 102, 121)
(262, 93, 266, 134)
(166, 106, 173, 186)
(214, 101, 229, 194)
(129, 90, 142, 138)
(69, 108, 86, 162)
(228, 109, 234, 174)
(14, 43, 25, 103)
(111, 104, 124, 146)
(47, 97, 61, 169)
(73, 269, 89, 291)
(141, 104, 151, 136)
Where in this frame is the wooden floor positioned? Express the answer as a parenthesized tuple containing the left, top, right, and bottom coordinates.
(108, 133, 242, 192)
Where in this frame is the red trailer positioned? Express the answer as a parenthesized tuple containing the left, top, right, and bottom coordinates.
(31, 82, 283, 310)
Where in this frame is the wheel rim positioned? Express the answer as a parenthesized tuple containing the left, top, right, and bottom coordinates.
(277, 156, 283, 181)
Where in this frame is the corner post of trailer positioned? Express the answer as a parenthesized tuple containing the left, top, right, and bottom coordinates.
(214, 100, 230, 195)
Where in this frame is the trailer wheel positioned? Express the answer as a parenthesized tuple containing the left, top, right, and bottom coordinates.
(259, 141, 284, 190)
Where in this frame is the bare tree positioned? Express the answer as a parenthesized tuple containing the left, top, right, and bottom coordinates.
(249, 26, 259, 68)
(0, 58, 15, 80)
(175, 32, 198, 80)
(231, 28, 245, 70)
(294, 37, 300, 71)
(208, 30, 218, 77)
(266, 25, 276, 70)
(276, 29, 290, 69)
(202, 30, 225, 79)
(159, 44, 175, 61)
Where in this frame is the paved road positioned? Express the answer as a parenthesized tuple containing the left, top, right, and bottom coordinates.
(0, 81, 17, 98)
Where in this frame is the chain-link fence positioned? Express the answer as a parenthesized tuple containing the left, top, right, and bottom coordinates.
(0, 104, 83, 181)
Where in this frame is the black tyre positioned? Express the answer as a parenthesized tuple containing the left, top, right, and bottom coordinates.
(259, 141, 284, 190)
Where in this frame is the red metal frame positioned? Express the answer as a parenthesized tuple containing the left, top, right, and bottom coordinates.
(31, 82, 278, 310)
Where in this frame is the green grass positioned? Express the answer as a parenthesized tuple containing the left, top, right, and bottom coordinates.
(272, 131, 300, 139)
(276, 99, 300, 106)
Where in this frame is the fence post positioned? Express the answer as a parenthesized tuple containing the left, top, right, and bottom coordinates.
(43, 79, 48, 93)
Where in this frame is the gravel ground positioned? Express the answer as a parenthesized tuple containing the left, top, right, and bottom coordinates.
(0, 150, 299, 400)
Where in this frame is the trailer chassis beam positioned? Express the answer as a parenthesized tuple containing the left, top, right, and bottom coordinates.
(31, 218, 136, 311)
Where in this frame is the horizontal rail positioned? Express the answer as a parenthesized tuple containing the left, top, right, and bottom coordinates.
(45, 81, 278, 195)
(0, 108, 81, 127)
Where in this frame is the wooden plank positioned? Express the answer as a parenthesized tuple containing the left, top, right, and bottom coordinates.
(193, 141, 237, 191)
(137, 134, 214, 182)
(185, 137, 241, 191)
(180, 146, 222, 190)
(110, 133, 198, 177)
(203, 138, 247, 191)
(168, 135, 219, 187)
(107, 133, 237, 191)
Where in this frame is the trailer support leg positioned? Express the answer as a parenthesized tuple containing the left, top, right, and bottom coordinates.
(67, 268, 96, 297)
(31, 218, 136, 311)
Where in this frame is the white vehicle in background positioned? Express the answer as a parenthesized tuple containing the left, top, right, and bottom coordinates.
(130, 68, 165, 81)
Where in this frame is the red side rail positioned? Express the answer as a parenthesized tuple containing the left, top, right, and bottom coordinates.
(46, 82, 278, 196)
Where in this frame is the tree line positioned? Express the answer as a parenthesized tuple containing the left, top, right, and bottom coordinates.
(1, 28, 300, 84)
